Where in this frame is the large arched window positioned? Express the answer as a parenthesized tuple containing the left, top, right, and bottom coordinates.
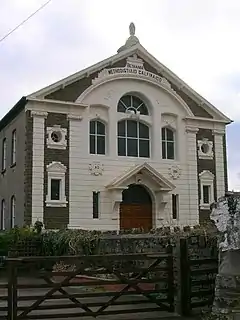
(10, 195, 16, 228)
(117, 95, 149, 115)
(118, 120, 150, 158)
(162, 127, 175, 160)
(89, 120, 106, 155)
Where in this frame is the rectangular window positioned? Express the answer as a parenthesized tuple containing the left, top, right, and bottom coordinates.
(172, 194, 179, 219)
(51, 179, 61, 200)
(2, 138, 6, 171)
(1, 199, 5, 230)
(11, 130, 16, 165)
(93, 191, 100, 219)
(203, 185, 210, 204)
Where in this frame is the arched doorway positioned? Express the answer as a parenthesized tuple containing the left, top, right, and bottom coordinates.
(120, 184, 152, 231)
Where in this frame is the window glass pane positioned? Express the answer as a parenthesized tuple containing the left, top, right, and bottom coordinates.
(138, 104, 148, 115)
(97, 136, 105, 155)
(93, 192, 99, 219)
(90, 121, 95, 134)
(167, 142, 174, 159)
(97, 122, 105, 135)
(127, 138, 138, 157)
(51, 179, 60, 200)
(139, 139, 150, 158)
(118, 137, 126, 156)
(132, 96, 142, 108)
(139, 123, 149, 138)
(203, 185, 210, 204)
(166, 128, 174, 141)
(118, 121, 126, 137)
(161, 128, 166, 140)
(172, 194, 178, 219)
(162, 141, 166, 159)
(117, 101, 126, 113)
(127, 120, 137, 137)
(121, 95, 131, 108)
(90, 135, 95, 154)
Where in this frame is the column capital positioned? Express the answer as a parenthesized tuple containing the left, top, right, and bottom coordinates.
(185, 125, 199, 134)
(67, 114, 83, 121)
(213, 128, 225, 136)
(31, 110, 48, 118)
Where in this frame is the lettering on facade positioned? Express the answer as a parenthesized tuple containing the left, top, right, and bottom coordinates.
(92, 55, 172, 89)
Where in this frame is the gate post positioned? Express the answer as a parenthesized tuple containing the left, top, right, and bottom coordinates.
(179, 238, 191, 316)
(166, 244, 175, 312)
(7, 256, 18, 320)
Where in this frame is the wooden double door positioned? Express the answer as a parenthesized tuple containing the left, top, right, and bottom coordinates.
(120, 184, 152, 232)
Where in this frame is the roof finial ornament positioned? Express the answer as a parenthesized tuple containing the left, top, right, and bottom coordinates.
(117, 22, 139, 53)
(129, 22, 135, 36)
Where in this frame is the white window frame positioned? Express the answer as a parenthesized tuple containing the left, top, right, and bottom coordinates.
(11, 129, 16, 165)
(199, 170, 214, 210)
(89, 120, 106, 155)
(46, 161, 67, 207)
(161, 126, 175, 160)
(11, 196, 16, 228)
(47, 125, 67, 150)
(2, 138, 6, 171)
(1, 199, 5, 230)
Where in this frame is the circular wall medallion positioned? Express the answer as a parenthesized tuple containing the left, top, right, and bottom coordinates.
(168, 165, 181, 180)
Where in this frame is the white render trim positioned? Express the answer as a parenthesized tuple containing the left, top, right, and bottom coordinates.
(197, 139, 214, 160)
(28, 97, 88, 109)
(27, 43, 231, 123)
(76, 75, 194, 117)
(31, 110, 48, 118)
(184, 116, 232, 125)
(47, 125, 67, 150)
(106, 162, 175, 191)
(199, 170, 215, 210)
(45, 162, 67, 207)
(31, 114, 45, 225)
(214, 133, 225, 200)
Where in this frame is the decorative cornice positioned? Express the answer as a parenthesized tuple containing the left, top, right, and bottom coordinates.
(31, 110, 48, 118)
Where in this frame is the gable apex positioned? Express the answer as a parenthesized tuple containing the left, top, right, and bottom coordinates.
(28, 41, 231, 124)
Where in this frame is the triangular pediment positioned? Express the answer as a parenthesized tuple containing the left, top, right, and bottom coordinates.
(106, 162, 175, 191)
(28, 43, 231, 123)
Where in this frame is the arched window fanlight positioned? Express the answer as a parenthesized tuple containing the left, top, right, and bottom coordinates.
(117, 95, 149, 115)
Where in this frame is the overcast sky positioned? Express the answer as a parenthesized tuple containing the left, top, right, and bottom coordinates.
(1, 0, 240, 190)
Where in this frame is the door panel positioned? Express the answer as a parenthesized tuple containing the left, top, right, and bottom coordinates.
(120, 203, 152, 231)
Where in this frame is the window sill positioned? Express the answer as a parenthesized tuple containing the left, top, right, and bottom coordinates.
(10, 162, 16, 168)
(47, 143, 67, 150)
(45, 200, 68, 207)
(200, 204, 211, 210)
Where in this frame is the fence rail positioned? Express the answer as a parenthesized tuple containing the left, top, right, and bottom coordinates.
(1, 247, 175, 319)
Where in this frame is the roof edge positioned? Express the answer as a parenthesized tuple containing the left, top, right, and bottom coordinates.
(0, 97, 27, 132)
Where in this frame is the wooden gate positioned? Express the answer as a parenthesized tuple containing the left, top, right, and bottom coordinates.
(1, 249, 175, 319)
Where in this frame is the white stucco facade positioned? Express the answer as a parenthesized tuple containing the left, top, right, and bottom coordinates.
(23, 29, 231, 230)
